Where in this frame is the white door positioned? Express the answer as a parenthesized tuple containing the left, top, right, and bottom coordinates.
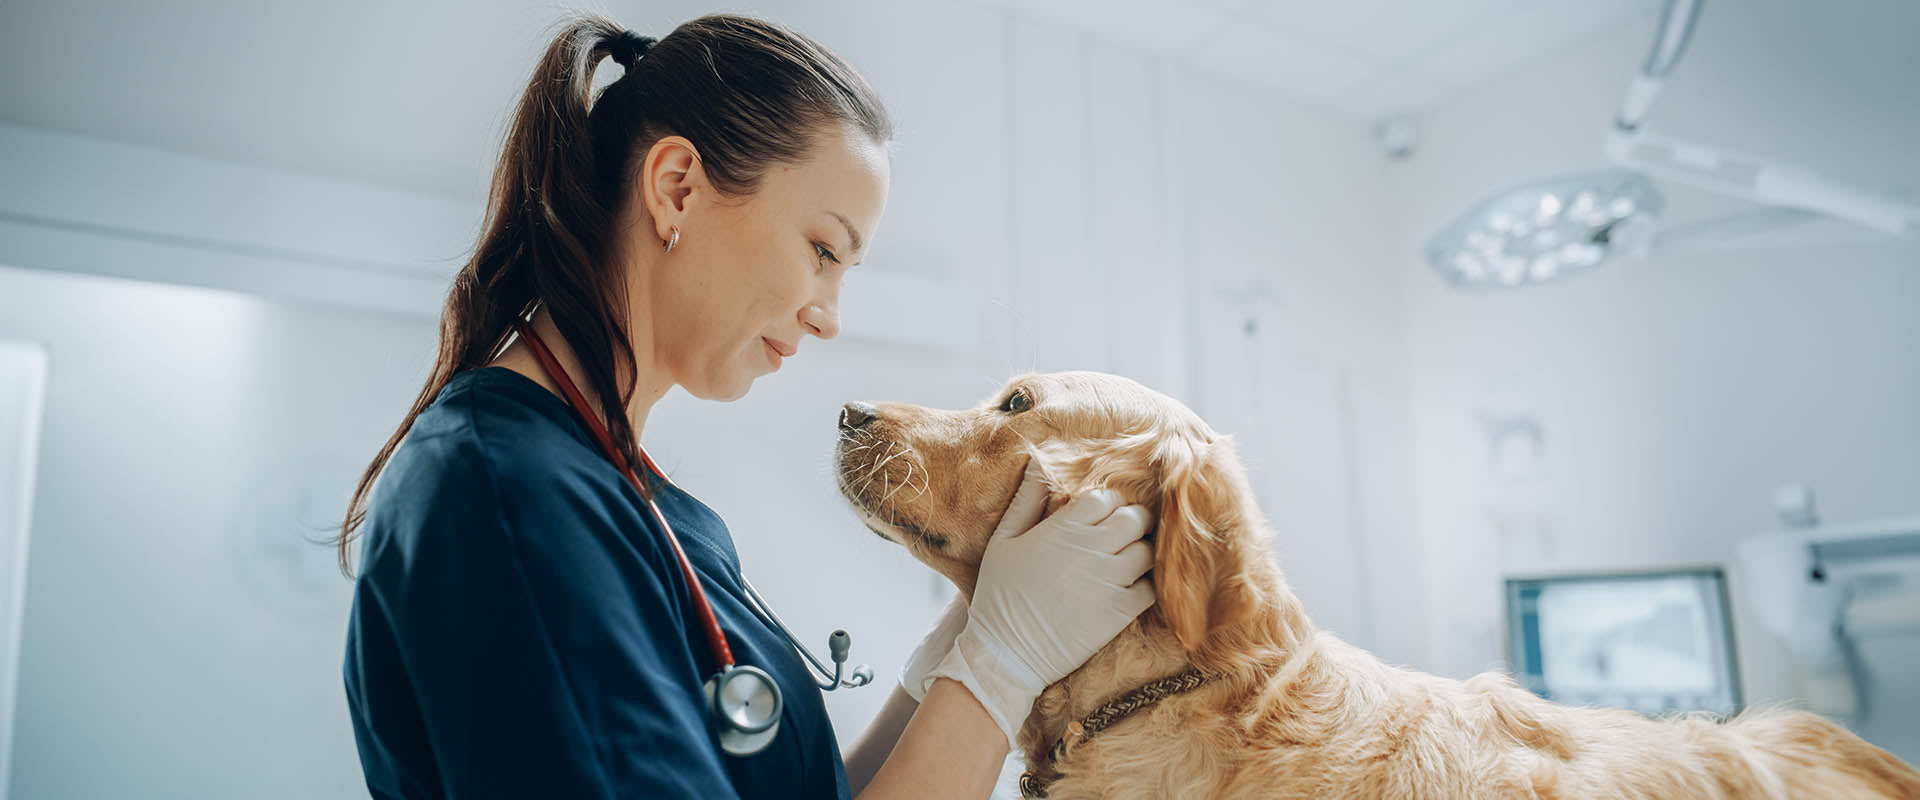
(0, 339, 48, 800)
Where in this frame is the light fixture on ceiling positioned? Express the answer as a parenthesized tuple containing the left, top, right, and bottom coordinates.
(1426, 0, 1918, 290)
(1426, 169, 1662, 288)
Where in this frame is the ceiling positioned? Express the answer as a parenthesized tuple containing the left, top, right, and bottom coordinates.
(0, 0, 1657, 201)
(966, 0, 1661, 119)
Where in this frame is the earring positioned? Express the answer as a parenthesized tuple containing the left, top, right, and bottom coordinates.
(664, 225, 680, 254)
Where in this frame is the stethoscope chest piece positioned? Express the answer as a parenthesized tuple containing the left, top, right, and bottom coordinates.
(706, 664, 783, 757)
(510, 320, 859, 760)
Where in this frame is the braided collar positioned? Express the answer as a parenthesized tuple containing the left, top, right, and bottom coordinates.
(1018, 667, 1220, 798)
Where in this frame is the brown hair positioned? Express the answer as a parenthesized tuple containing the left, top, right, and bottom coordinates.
(334, 12, 892, 576)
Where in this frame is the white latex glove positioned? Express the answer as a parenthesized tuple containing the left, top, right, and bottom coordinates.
(924, 461, 1156, 745)
(899, 593, 969, 702)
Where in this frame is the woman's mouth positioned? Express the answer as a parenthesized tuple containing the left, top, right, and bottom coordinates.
(761, 337, 786, 370)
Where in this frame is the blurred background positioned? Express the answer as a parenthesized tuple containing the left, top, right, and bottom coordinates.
(1, 0, 1916, 796)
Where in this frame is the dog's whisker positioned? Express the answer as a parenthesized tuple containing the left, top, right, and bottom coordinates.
(864, 444, 899, 484)
(873, 444, 911, 473)
(883, 458, 920, 504)
(853, 443, 891, 484)
(905, 467, 930, 503)
(853, 445, 896, 497)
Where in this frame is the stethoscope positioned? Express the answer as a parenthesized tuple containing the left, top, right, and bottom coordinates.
(512, 321, 872, 757)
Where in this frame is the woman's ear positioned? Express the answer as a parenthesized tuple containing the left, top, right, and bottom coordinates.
(640, 135, 703, 239)
(1152, 436, 1253, 652)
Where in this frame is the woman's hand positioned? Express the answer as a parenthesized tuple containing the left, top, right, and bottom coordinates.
(924, 461, 1156, 744)
(856, 462, 1155, 798)
(898, 593, 969, 702)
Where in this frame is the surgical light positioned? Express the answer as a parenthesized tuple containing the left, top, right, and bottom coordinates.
(1425, 0, 1917, 292)
(1425, 170, 1663, 289)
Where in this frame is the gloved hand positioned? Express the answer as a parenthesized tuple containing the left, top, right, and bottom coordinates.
(923, 461, 1156, 745)
(899, 593, 969, 702)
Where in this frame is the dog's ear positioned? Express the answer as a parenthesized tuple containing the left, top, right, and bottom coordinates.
(1153, 436, 1255, 652)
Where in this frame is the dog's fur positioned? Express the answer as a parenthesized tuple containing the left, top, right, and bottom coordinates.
(833, 371, 1920, 799)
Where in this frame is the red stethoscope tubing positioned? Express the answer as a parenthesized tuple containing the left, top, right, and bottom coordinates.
(510, 320, 736, 672)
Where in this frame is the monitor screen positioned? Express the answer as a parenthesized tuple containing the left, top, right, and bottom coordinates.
(1505, 568, 1741, 716)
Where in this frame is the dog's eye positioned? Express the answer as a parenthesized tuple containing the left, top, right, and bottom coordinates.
(1001, 387, 1034, 414)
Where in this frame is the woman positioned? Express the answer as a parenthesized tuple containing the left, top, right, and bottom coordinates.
(337, 13, 1155, 799)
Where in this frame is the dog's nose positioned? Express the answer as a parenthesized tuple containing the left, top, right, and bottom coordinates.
(840, 401, 878, 431)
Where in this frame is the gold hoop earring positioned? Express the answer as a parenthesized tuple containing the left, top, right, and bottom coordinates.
(664, 225, 680, 254)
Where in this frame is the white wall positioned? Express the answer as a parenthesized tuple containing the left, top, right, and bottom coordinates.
(1391, 0, 1920, 762)
(1164, 59, 1422, 667)
(0, 265, 435, 799)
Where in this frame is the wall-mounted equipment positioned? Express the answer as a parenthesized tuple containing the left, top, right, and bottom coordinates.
(1736, 515, 1920, 723)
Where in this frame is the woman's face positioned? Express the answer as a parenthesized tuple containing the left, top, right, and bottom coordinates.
(638, 123, 891, 402)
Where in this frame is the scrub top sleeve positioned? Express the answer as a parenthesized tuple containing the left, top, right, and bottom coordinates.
(365, 460, 742, 799)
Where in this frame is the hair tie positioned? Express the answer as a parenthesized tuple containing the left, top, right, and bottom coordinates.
(608, 30, 656, 69)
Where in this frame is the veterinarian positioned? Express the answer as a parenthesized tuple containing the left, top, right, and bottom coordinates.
(336, 13, 1155, 799)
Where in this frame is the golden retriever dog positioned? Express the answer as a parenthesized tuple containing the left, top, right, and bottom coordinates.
(832, 371, 1920, 799)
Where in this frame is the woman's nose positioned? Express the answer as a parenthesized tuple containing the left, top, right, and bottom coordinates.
(801, 302, 840, 339)
(839, 402, 878, 430)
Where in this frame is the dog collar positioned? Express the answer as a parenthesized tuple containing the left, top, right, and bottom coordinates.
(1018, 667, 1220, 798)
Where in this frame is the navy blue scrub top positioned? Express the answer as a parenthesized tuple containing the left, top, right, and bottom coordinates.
(344, 366, 849, 799)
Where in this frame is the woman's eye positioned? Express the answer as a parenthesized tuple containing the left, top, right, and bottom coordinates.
(813, 242, 840, 269)
(1001, 388, 1033, 414)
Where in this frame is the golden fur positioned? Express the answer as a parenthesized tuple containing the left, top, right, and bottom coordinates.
(833, 371, 1920, 799)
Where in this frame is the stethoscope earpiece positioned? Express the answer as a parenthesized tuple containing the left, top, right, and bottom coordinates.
(513, 319, 871, 761)
(741, 583, 873, 691)
(848, 664, 876, 688)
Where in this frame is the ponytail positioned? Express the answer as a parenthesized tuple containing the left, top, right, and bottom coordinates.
(335, 12, 893, 576)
